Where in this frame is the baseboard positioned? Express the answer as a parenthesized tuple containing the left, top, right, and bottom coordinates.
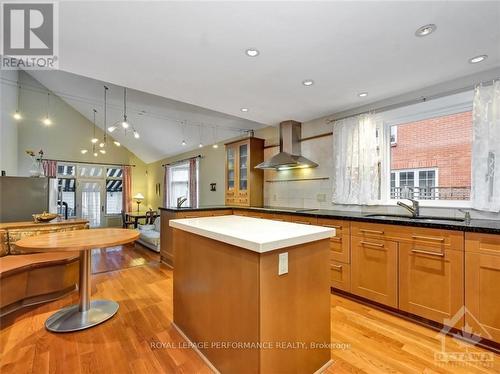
(171, 322, 220, 374)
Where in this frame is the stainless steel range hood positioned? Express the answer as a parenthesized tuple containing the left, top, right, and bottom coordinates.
(255, 120, 318, 170)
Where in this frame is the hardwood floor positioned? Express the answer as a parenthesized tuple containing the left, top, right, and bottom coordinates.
(1, 246, 498, 374)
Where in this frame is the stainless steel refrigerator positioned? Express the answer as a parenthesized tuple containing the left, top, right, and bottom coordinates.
(0, 176, 58, 222)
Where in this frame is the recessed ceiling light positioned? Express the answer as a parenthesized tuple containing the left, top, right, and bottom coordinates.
(99, 149, 106, 154)
(245, 48, 259, 57)
(113, 141, 121, 147)
(212, 143, 219, 149)
(241, 108, 249, 112)
(469, 55, 488, 64)
(358, 92, 368, 98)
(302, 80, 314, 86)
(198, 143, 203, 148)
(80, 149, 88, 154)
(415, 24, 436, 37)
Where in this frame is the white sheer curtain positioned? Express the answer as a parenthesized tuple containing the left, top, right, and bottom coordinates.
(471, 81, 500, 212)
(332, 114, 382, 205)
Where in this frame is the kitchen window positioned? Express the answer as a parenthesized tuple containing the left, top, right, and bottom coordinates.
(168, 161, 191, 208)
(383, 90, 473, 206)
(166, 158, 199, 208)
(56, 163, 76, 217)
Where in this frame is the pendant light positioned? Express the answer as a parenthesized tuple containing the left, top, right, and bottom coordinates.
(13, 81, 22, 120)
(181, 120, 187, 146)
(121, 87, 129, 129)
(198, 125, 203, 148)
(91, 108, 99, 144)
(100, 86, 108, 149)
(42, 93, 52, 125)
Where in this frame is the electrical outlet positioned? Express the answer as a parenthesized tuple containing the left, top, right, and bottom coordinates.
(316, 193, 326, 202)
(278, 252, 288, 275)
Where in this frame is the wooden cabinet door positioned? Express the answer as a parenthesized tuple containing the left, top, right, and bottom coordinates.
(465, 233, 500, 343)
(399, 242, 464, 324)
(351, 236, 398, 308)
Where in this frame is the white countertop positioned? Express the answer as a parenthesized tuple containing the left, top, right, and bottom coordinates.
(169, 215, 335, 253)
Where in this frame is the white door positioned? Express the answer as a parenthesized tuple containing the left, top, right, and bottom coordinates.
(77, 179, 105, 228)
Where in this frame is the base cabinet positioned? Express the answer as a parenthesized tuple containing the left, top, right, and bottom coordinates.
(351, 236, 398, 308)
(465, 233, 500, 342)
(399, 243, 464, 324)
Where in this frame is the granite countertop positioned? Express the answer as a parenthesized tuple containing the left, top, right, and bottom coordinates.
(169, 215, 335, 253)
(159, 205, 500, 234)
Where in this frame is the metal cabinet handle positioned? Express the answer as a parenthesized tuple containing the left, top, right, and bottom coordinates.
(360, 241, 385, 248)
(411, 249, 445, 257)
(330, 237, 342, 242)
(412, 235, 445, 242)
(360, 229, 384, 235)
(331, 264, 343, 270)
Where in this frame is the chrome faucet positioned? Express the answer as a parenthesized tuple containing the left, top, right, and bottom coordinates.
(177, 196, 187, 208)
(397, 199, 420, 218)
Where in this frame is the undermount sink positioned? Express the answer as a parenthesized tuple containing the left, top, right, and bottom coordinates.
(364, 214, 465, 222)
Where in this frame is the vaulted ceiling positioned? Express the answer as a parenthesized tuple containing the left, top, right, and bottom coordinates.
(31, 1, 500, 162)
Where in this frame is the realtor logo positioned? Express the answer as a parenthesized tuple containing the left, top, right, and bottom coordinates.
(1, 1, 58, 69)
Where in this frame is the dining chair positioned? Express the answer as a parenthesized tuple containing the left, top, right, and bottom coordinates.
(121, 210, 135, 229)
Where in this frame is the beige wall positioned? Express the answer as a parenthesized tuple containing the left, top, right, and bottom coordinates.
(146, 126, 277, 209)
(3, 71, 148, 208)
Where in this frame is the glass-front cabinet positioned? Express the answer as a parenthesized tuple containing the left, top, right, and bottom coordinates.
(224, 137, 264, 207)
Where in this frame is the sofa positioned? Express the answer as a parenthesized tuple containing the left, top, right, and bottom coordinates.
(136, 216, 161, 252)
(0, 219, 88, 317)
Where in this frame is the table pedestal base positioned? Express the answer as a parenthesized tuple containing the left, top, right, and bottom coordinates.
(45, 300, 119, 332)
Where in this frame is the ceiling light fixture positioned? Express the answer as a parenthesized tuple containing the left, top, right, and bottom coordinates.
(198, 125, 203, 148)
(415, 24, 436, 37)
(302, 80, 314, 86)
(240, 108, 249, 112)
(93, 152, 98, 157)
(245, 48, 259, 57)
(42, 92, 52, 125)
(91, 109, 99, 144)
(358, 92, 368, 98)
(108, 125, 117, 132)
(121, 87, 129, 129)
(133, 129, 140, 139)
(13, 81, 22, 120)
(469, 55, 488, 64)
(199, 143, 203, 148)
(212, 125, 219, 148)
(100, 149, 106, 154)
(81, 149, 88, 154)
(181, 140, 187, 146)
(113, 141, 121, 147)
(102, 86, 108, 148)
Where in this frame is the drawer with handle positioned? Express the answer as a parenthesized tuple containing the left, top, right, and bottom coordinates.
(319, 218, 350, 263)
(330, 261, 351, 292)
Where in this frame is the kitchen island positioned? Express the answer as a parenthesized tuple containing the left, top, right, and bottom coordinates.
(170, 215, 335, 374)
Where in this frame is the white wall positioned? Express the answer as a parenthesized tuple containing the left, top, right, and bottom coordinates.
(0, 70, 19, 176)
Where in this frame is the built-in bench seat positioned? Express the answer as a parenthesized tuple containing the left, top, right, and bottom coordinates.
(0, 219, 88, 317)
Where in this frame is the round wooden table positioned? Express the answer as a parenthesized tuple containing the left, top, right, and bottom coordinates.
(15, 228, 139, 333)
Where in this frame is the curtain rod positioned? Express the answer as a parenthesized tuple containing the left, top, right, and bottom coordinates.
(162, 154, 202, 167)
(326, 77, 499, 124)
(45, 158, 136, 167)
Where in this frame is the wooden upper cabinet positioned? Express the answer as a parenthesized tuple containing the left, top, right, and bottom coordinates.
(399, 239, 464, 325)
(350, 235, 398, 308)
(225, 138, 264, 207)
(465, 233, 500, 343)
